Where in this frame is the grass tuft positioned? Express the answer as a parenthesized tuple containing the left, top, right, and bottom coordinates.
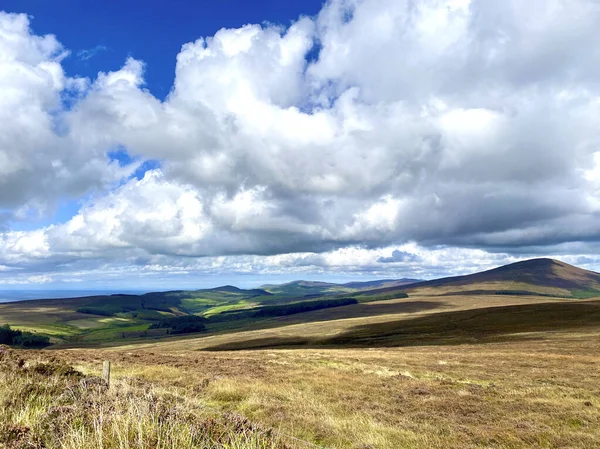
(0, 346, 287, 449)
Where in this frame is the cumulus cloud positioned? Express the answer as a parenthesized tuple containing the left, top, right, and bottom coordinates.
(1, 1, 600, 285)
(0, 12, 135, 218)
(378, 250, 421, 264)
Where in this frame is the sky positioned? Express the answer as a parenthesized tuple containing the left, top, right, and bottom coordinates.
(0, 0, 599, 291)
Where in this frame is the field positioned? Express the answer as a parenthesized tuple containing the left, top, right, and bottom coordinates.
(2, 291, 599, 448)
(2, 259, 600, 448)
(62, 329, 598, 448)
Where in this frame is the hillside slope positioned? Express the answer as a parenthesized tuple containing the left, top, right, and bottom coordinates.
(405, 258, 600, 297)
(341, 258, 600, 299)
(342, 278, 421, 289)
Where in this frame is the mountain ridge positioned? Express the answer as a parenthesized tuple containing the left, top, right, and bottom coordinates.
(259, 278, 421, 297)
(401, 258, 600, 298)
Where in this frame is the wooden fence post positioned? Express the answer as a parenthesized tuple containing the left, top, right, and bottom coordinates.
(103, 360, 111, 387)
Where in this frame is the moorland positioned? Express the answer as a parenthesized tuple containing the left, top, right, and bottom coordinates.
(1, 258, 600, 448)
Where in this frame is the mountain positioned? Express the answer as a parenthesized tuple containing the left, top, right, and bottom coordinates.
(404, 258, 600, 298)
(341, 279, 421, 289)
(260, 280, 349, 297)
(314, 258, 600, 300)
(260, 278, 423, 297)
(205, 285, 272, 296)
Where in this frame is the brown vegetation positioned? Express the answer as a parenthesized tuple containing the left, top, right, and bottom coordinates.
(375, 258, 600, 298)
(40, 324, 600, 449)
(2, 259, 600, 448)
(0, 345, 288, 449)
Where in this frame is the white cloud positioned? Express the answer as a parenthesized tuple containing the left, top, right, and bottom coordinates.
(0, 12, 135, 217)
(1, 1, 600, 286)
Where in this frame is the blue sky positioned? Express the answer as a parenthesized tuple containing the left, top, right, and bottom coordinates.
(1, 0, 600, 292)
(1, 1, 325, 99)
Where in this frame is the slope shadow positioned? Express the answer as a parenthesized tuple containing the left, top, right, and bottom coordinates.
(212, 299, 446, 334)
(204, 300, 600, 351)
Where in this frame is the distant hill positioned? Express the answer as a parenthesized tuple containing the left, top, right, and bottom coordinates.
(260, 280, 351, 297)
(342, 279, 420, 290)
(205, 285, 272, 296)
(404, 258, 600, 298)
(260, 278, 422, 297)
(309, 258, 600, 300)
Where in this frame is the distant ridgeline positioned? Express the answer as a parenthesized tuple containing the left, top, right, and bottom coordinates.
(3, 258, 598, 347)
(0, 324, 50, 348)
(67, 284, 410, 337)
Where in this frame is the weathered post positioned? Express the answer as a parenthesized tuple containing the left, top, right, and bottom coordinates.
(102, 360, 111, 387)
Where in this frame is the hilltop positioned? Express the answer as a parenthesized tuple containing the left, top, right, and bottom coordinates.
(335, 258, 600, 299)
(406, 258, 600, 297)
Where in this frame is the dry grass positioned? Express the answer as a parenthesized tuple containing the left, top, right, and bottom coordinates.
(0, 346, 287, 449)
(407, 280, 573, 297)
(104, 294, 569, 352)
(43, 325, 600, 449)
(4, 294, 600, 448)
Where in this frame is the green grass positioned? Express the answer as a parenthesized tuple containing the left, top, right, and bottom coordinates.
(12, 323, 81, 337)
(203, 300, 255, 316)
(180, 297, 219, 313)
(65, 318, 112, 329)
(0, 288, 286, 345)
(571, 289, 600, 299)
(260, 281, 355, 297)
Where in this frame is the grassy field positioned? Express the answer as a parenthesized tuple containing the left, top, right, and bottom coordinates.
(116, 294, 565, 353)
(13, 309, 598, 448)
(2, 260, 600, 447)
(0, 346, 286, 449)
(2, 292, 598, 448)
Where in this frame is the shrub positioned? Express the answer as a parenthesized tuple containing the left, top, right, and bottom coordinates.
(0, 325, 13, 345)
